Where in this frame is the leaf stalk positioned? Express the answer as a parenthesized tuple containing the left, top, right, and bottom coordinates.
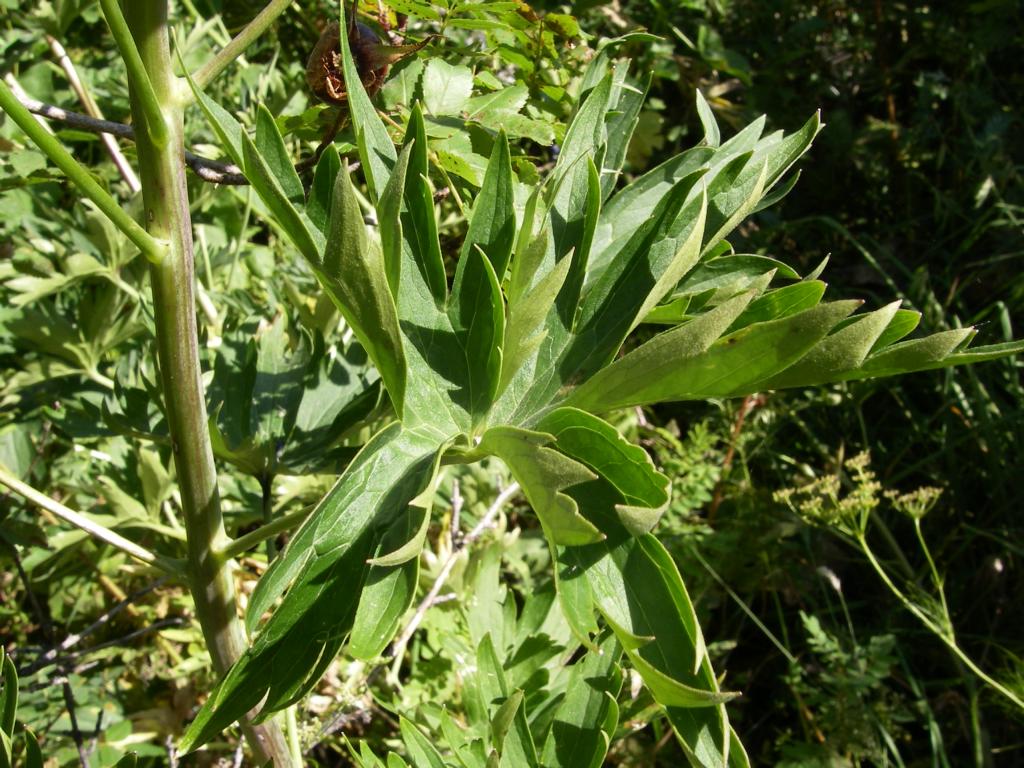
(188, 0, 295, 94)
(0, 78, 164, 263)
(0, 466, 183, 576)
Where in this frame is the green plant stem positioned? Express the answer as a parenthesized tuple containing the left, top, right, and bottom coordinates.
(0, 78, 163, 262)
(98, 0, 168, 147)
(856, 534, 1024, 712)
(0, 466, 182, 576)
(221, 507, 311, 560)
(121, 4, 294, 764)
(189, 0, 294, 93)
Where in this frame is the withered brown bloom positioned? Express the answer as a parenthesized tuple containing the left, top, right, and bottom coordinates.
(305, 20, 429, 106)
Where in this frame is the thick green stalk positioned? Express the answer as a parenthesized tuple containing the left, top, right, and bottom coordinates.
(120, 4, 293, 764)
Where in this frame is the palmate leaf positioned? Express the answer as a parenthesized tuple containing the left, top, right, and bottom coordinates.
(180, 31, 1023, 763)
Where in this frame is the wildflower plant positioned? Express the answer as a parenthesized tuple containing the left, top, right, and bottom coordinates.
(0, 1, 1022, 765)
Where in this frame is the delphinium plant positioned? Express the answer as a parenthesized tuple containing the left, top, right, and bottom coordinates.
(0, 1, 1021, 765)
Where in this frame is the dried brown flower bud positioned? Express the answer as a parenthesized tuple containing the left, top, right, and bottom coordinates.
(306, 20, 430, 107)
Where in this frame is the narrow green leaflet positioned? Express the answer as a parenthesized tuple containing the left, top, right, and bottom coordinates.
(241, 132, 324, 263)
(308, 144, 342, 234)
(695, 89, 721, 147)
(320, 164, 407, 417)
(567, 300, 858, 411)
(448, 248, 505, 428)
(1, 649, 15, 736)
(400, 717, 449, 768)
(478, 426, 604, 546)
(600, 65, 649, 200)
(402, 107, 447, 305)
(254, 104, 304, 207)
(459, 132, 516, 280)
(536, 408, 670, 535)
(378, 142, 415, 298)
(758, 301, 901, 389)
(559, 478, 734, 766)
(340, 1, 397, 201)
(470, 634, 538, 767)
(347, 508, 424, 660)
(539, 633, 622, 768)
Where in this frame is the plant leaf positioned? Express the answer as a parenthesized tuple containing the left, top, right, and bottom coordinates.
(340, 1, 397, 201)
(181, 426, 440, 753)
(319, 163, 407, 417)
(540, 633, 622, 768)
(478, 426, 604, 546)
(460, 132, 516, 281)
(536, 408, 670, 535)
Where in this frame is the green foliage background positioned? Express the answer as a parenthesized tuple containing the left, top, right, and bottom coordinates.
(0, 0, 1021, 766)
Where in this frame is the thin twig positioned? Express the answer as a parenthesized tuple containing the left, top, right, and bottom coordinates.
(3, 74, 53, 133)
(14, 92, 328, 185)
(10, 550, 90, 768)
(0, 465, 183, 576)
(389, 482, 520, 666)
(47, 35, 140, 192)
(22, 578, 168, 675)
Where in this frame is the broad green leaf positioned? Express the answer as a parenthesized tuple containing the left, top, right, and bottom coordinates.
(540, 633, 622, 768)
(423, 60, 474, 116)
(478, 426, 603, 546)
(385, 0, 441, 21)
(320, 163, 407, 417)
(182, 426, 440, 752)
(400, 717, 448, 768)
(340, 1, 397, 201)
(536, 408, 670, 535)
(255, 104, 303, 206)
(460, 132, 516, 281)
(465, 85, 528, 119)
